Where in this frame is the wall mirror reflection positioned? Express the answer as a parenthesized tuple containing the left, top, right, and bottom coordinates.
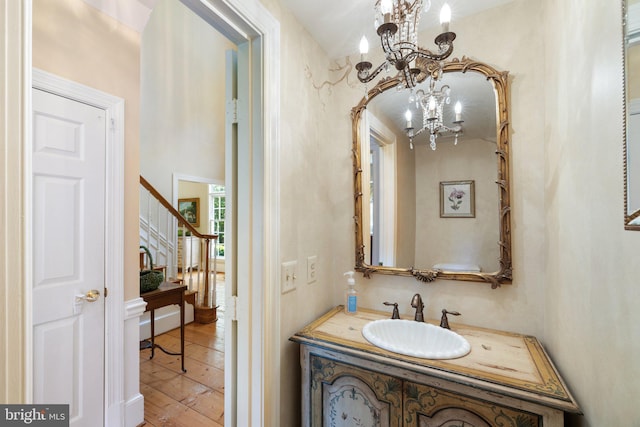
(352, 58, 512, 287)
(625, 0, 640, 229)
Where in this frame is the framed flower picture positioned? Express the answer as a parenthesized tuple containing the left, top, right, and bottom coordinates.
(440, 180, 475, 218)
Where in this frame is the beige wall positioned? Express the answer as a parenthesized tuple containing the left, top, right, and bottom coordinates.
(395, 133, 417, 267)
(414, 138, 500, 271)
(32, 0, 141, 300)
(262, 0, 550, 423)
(544, 0, 640, 424)
(140, 0, 234, 200)
(178, 181, 209, 235)
(263, 0, 549, 423)
(631, 0, 640, 99)
(257, 0, 356, 424)
(628, 44, 640, 100)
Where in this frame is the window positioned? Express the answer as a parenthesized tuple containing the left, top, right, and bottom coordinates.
(209, 184, 225, 258)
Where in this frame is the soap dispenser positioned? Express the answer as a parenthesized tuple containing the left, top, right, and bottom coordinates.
(344, 271, 358, 315)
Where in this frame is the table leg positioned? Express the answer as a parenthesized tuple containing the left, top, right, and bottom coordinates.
(150, 308, 155, 359)
(180, 294, 186, 372)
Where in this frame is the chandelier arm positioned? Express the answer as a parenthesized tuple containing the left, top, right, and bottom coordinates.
(356, 61, 389, 84)
(413, 127, 427, 137)
(402, 67, 417, 88)
(414, 44, 454, 62)
(380, 31, 403, 62)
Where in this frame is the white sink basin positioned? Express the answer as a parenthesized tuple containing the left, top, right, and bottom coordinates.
(362, 319, 471, 359)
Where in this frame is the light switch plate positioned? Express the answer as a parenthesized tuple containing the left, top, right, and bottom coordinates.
(307, 255, 317, 284)
(281, 260, 297, 294)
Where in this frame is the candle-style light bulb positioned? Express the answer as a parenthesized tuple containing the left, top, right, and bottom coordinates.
(428, 97, 437, 119)
(359, 36, 369, 55)
(405, 109, 413, 130)
(380, 0, 393, 23)
(380, 0, 393, 15)
(454, 101, 462, 122)
(440, 3, 451, 33)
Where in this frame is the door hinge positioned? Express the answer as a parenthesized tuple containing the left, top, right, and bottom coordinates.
(110, 118, 116, 131)
(229, 295, 238, 321)
(226, 98, 238, 124)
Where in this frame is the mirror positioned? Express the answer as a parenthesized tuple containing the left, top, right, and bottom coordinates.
(352, 57, 512, 288)
(625, 0, 640, 229)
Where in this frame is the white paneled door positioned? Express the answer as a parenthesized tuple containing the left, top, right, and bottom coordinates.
(32, 88, 106, 427)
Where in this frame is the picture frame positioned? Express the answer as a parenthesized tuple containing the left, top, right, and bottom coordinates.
(178, 197, 200, 227)
(440, 180, 475, 218)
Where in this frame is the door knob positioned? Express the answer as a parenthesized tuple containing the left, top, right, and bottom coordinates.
(73, 289, 100, 314)
(76, 289, 100, 302)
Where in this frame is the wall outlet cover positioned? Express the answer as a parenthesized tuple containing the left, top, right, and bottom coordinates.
(307, 255, 317, 284)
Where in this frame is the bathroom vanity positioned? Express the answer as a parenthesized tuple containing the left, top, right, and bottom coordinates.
(290, 306, 580, 426)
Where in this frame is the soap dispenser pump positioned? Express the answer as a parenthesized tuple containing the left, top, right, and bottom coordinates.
(344, 271, 358, 315)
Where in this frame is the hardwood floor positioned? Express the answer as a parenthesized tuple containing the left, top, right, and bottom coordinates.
(140, 313, 225, 426)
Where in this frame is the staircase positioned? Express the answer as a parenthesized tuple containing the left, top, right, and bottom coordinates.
(139, 175, 218, 323)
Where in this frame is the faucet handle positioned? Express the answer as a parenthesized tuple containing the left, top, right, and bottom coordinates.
(440, 309, 461, 329)
(383, 302, 400, 319)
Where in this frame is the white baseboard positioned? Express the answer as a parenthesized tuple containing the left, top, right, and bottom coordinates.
(139, 303, 195, 340)
(124, 298, 146, 427)
(125, 393, 145, 427)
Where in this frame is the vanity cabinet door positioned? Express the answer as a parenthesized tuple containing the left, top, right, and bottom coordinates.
(403, 381, 541, 427)
(309, 354, 402, 427)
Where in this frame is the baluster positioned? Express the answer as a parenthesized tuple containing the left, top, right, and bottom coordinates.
(155, 195, 161, 266)
(186, 233, 194, 293)
(203, 238, 211, 308)
(164, 206, 171, 279)
(145, 187, 151, 250)
(212, 237, 217, 308)
(199, 238, 205, 306)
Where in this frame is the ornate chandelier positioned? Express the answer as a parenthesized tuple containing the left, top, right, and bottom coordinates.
(404, 70, 463, 150)
(356, 0, 456, 89)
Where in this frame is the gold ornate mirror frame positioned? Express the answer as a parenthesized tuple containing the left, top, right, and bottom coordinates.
(351, 57, 512, 288)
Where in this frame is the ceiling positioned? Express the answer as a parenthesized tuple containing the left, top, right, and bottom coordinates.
(281, 0, 516, 59)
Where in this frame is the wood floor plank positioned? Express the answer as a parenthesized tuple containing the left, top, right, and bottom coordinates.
(184, 343, 225, 370)
(141, 316, 225, 427)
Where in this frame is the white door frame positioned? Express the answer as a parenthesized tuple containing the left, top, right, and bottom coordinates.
(173, 1, 282, 425)
(361, 111, 397, 267)
(29, 70, 125, 423)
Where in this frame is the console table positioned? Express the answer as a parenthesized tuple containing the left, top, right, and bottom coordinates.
(141, 282, 188, 372)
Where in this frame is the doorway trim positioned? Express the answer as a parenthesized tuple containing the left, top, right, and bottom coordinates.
(179, 1, 281, 425)
(30, 69, 125, 424)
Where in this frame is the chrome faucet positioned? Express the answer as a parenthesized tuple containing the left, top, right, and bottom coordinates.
(411, 293, 424, 322)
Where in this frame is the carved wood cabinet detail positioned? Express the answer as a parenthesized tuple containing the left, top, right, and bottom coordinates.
(310, 354, 402, 426)
(309, 354, 540, 427)
(292, 307, 580, 427)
